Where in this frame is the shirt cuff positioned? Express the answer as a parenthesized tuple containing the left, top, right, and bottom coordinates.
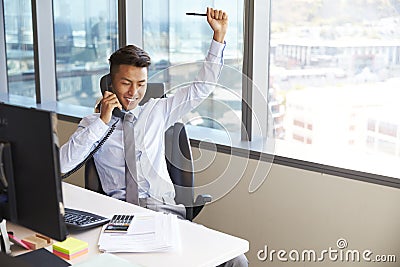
(209, 39, 226, 58)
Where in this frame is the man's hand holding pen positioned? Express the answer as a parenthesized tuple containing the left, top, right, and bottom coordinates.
(186, 7, 228, 44)
(207, 7, 228, 44)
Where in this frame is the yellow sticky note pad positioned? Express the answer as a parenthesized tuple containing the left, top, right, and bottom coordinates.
(53, 237, 88, 255)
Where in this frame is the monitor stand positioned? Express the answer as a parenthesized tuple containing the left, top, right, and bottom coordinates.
(0, 218, 11, 254)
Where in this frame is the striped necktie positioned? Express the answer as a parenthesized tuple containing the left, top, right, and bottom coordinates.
(123, 112, 139, 205)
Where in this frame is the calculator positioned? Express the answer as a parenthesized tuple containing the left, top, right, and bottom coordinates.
(104, 214, 134, 233)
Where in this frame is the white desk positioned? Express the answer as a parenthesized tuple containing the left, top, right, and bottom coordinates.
(8, 182, 249, 267)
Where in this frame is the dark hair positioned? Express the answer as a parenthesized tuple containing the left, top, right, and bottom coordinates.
(109, 45, 151, 77)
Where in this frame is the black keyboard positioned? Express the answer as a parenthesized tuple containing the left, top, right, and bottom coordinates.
(64, 208, 110, 230)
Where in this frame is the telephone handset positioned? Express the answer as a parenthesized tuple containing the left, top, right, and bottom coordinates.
(99, 73, 126, 119)
(112, 106, 126, 119)
(62, 74, 123, 179)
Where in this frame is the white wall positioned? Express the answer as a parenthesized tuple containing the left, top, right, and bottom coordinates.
(58, 119, 400, 266)
(192, 147, 400, 266)
(58, 119, 85, 187)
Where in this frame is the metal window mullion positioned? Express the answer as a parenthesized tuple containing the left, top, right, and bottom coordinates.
(118, 0, 126, 47)
(119, 0, 142, 48)
(0, 0, 7, 94)
(31, 0, 57, 103)
(242, 0, 254, 141)
(251, 0, 271, 138)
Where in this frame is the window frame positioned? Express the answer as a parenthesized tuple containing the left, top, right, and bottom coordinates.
(0, 0, 7, 93)
(31, 0, 57, 103)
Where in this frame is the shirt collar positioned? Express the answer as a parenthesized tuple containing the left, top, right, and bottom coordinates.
(128, 105, 141, 120)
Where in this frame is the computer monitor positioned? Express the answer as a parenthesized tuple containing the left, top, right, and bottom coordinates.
(0, 103, 67, 242)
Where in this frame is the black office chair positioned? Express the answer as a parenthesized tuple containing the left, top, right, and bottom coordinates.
(84, 77, 211, 221)
(164, 122, 212, 220)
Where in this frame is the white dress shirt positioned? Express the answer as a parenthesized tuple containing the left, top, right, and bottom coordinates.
(60, 39, 225, 200)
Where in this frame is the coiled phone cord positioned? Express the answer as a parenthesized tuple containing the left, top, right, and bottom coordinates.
(61, 119, 120, 179)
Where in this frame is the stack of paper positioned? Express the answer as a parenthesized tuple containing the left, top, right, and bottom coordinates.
(98, 213, 180, 253)
(53, 237, 88, 260)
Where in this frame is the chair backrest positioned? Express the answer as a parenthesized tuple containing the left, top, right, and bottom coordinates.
(164, 122, 195, 220)
(84, 156, 104, 195)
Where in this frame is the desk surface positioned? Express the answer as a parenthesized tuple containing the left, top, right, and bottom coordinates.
(8, 182, 249, 267)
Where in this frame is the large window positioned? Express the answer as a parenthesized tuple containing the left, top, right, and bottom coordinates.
(4, 0, 35, 98)
(53, 0, 118, 108)
(269, 0, 400, 178)
(2, 0, 400, 186)
(143, 0, 244, 134)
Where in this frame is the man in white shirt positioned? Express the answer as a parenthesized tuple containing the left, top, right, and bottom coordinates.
(61, 8, 247, 266)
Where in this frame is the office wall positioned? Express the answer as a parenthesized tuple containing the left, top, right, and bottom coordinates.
(58, 120, 400, 266)
(58, 119, 85, 187)
(192, 147, 400, 266)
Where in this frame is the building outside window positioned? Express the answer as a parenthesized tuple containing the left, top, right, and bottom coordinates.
(53, 0, 118, 108)
(270, 0, 400, 178)
(143, 0, 244, 134)
(4, 0, 35, 98)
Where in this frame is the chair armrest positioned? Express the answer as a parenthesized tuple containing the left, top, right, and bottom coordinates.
(194, 194, 212, 206)
(192, 194, 212, 220)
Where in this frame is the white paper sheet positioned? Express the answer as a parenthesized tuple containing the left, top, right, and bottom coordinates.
(98, 213, 180, 253)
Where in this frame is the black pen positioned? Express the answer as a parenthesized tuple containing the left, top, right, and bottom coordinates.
(186, 12, 207, 16)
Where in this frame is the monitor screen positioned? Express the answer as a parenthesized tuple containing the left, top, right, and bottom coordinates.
(0, 103, 67, 241)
